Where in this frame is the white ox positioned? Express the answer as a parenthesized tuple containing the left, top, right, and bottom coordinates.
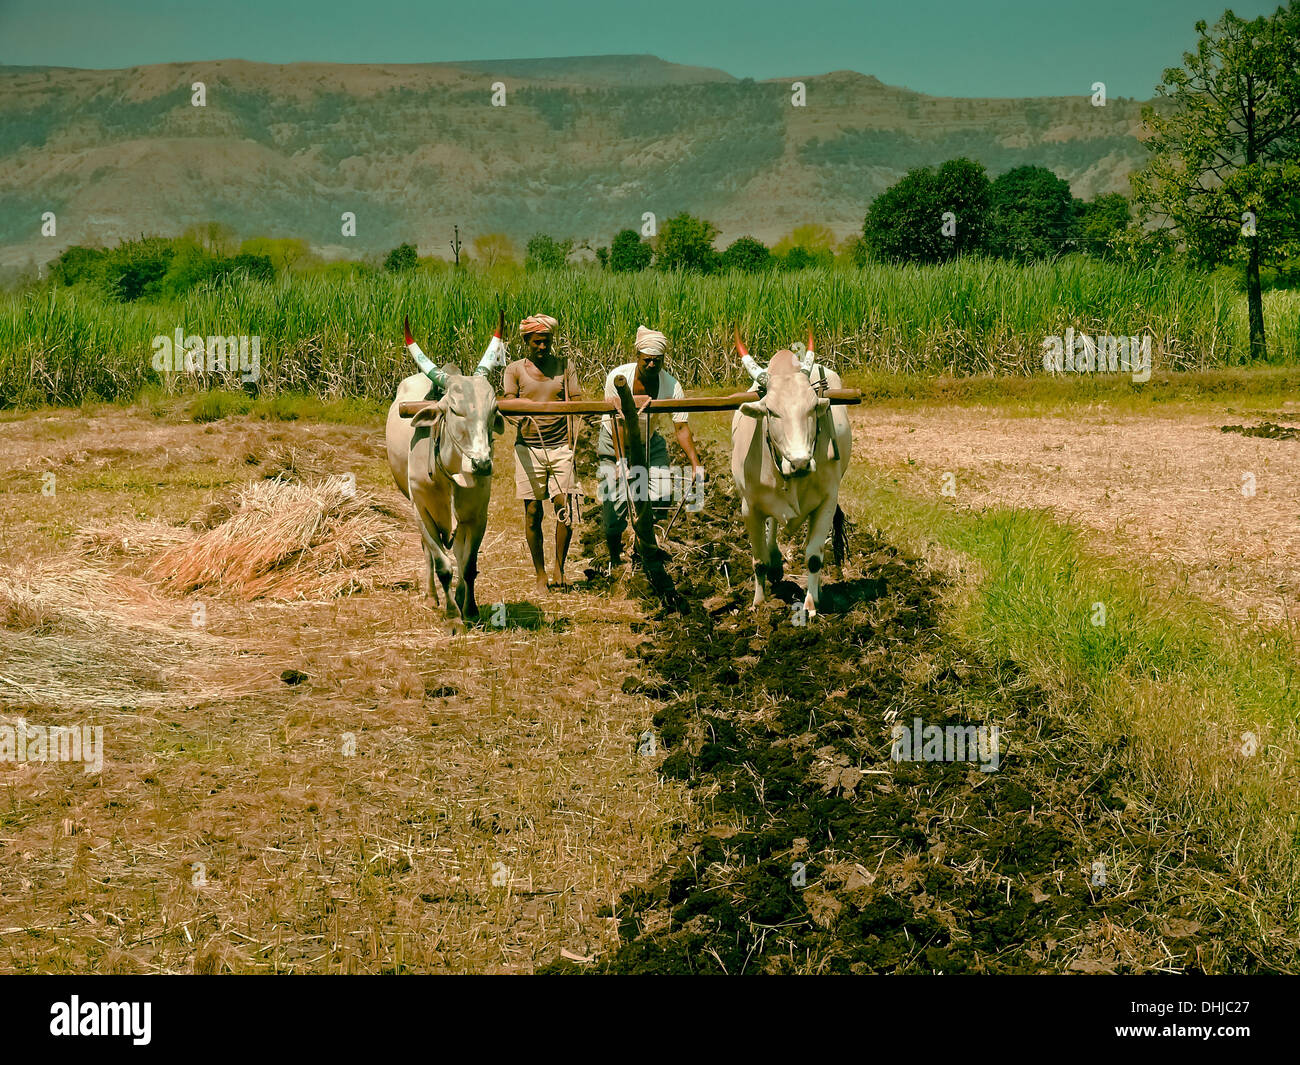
(385, 318, 506, 625)
(730, 333, 852, 615)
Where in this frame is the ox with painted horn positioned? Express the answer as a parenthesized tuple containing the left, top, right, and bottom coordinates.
(730, 329, 852, 615)
(386, 316, 506, 627)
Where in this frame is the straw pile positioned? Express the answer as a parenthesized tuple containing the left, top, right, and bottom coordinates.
(147, 477, 402, 600)
(0, 565, 238, 711)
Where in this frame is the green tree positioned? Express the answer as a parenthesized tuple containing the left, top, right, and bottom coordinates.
(239, 236, 310, 273)
(863, 158, 992, 263)
(182, 221, 238, 256)
(1132, 3, 1300, 359)
(383, 243, 419, 273)
(988, 165, 1078, 261)
(609, 228, 652, 272)
(102, 237, 175, 302)
(228, 253, 275, 283)
(773, 223, 836, 258)
(49, 245, 106, 287)
(720, 236, 772, 273)
(654, 213, 720, 272)
(1077, 193, 1132, 258)
(472, 232, 517, 269)
(525, 233, 573, 270)
(781, 246, 819, 270)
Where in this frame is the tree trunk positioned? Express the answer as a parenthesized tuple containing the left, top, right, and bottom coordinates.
(1247, 237, 1267, 361)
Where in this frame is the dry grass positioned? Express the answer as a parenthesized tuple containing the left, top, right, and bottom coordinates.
(146, 478, 401, 601)
(855, 399, 1300, 625)
(0, 404, 695, 973)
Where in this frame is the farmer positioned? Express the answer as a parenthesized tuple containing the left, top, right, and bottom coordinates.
(501, 314, 585, 595)
(598, 327, 706, 571)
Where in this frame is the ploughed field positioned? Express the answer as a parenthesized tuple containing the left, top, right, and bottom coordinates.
(0, 394, 1295, 973)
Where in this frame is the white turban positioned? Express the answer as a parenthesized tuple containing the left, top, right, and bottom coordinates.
(635, 326, 668, 357)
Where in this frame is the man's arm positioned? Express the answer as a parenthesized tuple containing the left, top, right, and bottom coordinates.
(674, 421, 704, 477)
(501, 362, 520, 399)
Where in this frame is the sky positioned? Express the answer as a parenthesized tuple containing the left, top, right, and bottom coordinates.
(0, 0, 1285, 98)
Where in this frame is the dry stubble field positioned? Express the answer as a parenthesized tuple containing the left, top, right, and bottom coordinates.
(1, 388, 1296, 972)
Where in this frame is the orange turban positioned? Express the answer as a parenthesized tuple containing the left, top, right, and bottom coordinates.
(519, 314, 558, 336)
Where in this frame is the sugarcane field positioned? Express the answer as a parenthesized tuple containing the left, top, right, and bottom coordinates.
(2, 0, 1299, 1030)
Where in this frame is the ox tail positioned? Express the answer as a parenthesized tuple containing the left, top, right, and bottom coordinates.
(831, 505, 847, 569)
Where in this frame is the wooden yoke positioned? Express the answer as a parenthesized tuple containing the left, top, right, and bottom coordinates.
(397, 388, 862, 419)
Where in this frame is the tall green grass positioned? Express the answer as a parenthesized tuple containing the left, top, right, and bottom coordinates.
(3, 259, 1299, 407)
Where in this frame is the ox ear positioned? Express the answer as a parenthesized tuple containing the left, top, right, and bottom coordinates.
(493, 410, 506, 435)
(409, 403, 443, 429)
(739, 400, 768, 419)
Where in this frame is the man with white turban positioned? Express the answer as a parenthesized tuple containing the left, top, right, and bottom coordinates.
(501, 313, 585, 595)
(597, 326, 705, 571)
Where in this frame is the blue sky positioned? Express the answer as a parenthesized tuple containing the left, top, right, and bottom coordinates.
(0, 0, 1282, 98)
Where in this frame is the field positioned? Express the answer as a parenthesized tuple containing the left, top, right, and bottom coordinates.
(2, 372, 1298, 973)
(5, 260, 1300, 408)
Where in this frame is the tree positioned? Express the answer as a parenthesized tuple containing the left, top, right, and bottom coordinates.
(472, 232, 517, 269)
(773, 223, 836, 258)
(595, 246, 609, 269)
(49, 245, 106, 287)
(988, 165, 1078, 261)
(720, 236, 772, 273)
(781, 246, 818, 270)
(182, 221, 238, 256)
(1132, 3, 1300, 360)
(525, 233, 573, 270)
(383, 243, 419, 273)
(239, 237, 310, 273)
(654, 213, 720, 272)
(609, 228, 652, 272)
(863, 158, 993, 263)
(102, 237, 175, 302)
(837, 234, 870, 267)
(228, 253, 275, 283)
(1078, 193, 1132, 258)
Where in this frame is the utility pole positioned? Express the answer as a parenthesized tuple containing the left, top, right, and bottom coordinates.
(450, 225, 462, 268)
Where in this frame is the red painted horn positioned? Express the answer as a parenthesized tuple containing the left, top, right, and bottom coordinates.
(734, 325, 749, 359)
(403, 314, 415, 347)
(495, 307, 505, 339)
(808, 330, 815, 354)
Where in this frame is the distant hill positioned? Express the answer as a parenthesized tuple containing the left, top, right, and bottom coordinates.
(0, 56, 1151, 267)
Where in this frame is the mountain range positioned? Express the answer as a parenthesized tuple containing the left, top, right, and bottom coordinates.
(0, 55, 1152, 267)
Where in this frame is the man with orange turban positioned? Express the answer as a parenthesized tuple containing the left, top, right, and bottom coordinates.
(502, 313, 585, 595)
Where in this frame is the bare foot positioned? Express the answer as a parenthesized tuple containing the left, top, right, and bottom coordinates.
(535, 573, 550, 597)
(550, 569, 568, 591)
